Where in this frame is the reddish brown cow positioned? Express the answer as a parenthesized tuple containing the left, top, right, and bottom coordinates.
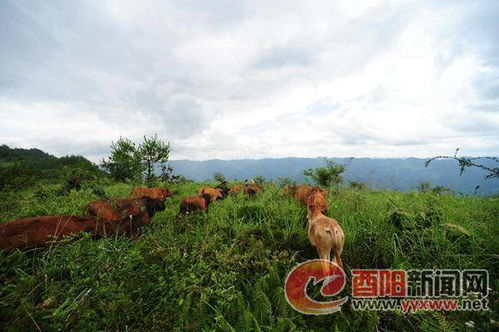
(86, 197, 165, 222)
(198, 187, 223, 202)
(130, 187, 173, 199)
(0, 215, 97, 250)
(244, 183, 263, 197)
(294, 185, 328, 205)
(179, 194, 212, 215)
(0, 212, 157, 250)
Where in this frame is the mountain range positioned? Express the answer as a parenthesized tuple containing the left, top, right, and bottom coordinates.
(169, 157, 499, 195)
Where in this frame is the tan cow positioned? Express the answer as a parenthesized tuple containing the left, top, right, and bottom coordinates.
(294, 185, 328, 205)
(306, 191, 344, 269)
(198, 187, 223, 202)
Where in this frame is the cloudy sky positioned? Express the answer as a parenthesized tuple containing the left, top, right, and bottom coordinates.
(1, 0, 498, 161)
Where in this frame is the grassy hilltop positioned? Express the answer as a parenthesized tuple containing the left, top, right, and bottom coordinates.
(0, 182, 498, 331)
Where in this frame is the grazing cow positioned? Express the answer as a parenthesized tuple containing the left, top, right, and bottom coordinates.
(130, 187, 173, 199)
(179, 194, 212, 215)
(0, 215, 97, 250)
(230, 185, 243, 195)
(198, 187, 223, 202)
(244, 183, 262, 197)
(307, 196, 344, 269)
(294, 185, 328, 205)
(86, 197, 166, 222)
(283, 184, 297, 196)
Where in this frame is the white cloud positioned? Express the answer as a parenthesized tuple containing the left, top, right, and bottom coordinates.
(0, 0, 498, 162)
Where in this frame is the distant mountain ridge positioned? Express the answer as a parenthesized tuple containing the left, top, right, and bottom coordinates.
(169, 157, 499, 195)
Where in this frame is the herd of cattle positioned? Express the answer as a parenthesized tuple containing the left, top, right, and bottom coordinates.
(0, 183, 344, 268)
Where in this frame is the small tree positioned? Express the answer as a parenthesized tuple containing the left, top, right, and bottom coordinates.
(139, 134, 171, 183)
(254, 175, 266, 186)
(276, 177, 295, 187)
(101, 137, 142, 182)
(102, 135, 171, 183)
(303, 158, 350, 190)
(213, 172, 227, 183)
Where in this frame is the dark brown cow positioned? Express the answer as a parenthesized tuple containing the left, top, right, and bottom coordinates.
(86, 197, 165, 222)
(0, 215, 97, 250)
(244, 183, 262, 197)
(130, 187, 173, 199)
(178, 194, 212, 216)
(294, 185, 328, 205)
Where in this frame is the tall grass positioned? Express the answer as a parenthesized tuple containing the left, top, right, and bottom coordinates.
(0, 183, 497, 331)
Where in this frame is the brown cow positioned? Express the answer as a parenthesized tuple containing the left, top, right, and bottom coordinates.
(0, 215, 97, 250)
(130, 187, 173, 199)
(179, 194, 212, 215)
(230, 185, 243, 195)
(86, 197, 166, 222)
(294, 185, 328, 205)
(198, 187, 223, 202)
(307, 195, 344, 269)
(244, 183, 263, 197)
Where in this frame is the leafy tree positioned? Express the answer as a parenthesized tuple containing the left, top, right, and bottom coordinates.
(254, 175, 266, 186)
(101, 138, 142, 182)
(139, 134, 171, 183)
(276, 177, 295, 187)
(303, 158, 351, 190)
(101, 135, 170, 183)
(213, 172, 227, 183)
(349, 180, 366, 190)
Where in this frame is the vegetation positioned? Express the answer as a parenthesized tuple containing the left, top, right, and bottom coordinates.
(1, 181, 498, 331)
(101, 135, 170, 184)
(0, 146, 498, 331)
(303, 158, 351, 190)
(213, 172, 227, 183)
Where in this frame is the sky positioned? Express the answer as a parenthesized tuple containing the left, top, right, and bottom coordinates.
(0, 0, 498, 162)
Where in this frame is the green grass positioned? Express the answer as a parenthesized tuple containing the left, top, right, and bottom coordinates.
(0, 182, 498, 331)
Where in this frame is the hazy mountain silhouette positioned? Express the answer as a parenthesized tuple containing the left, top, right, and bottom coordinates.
(169, 157, 499, 195)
